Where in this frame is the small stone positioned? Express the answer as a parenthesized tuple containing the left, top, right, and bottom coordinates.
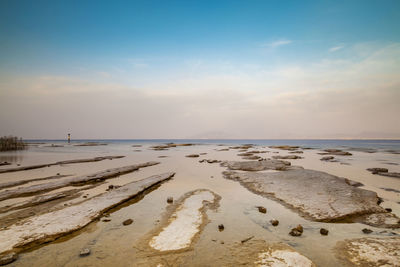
(0, 252, 18, 265)
(83, 195, 87, 198)
(362, 228, 373, 234)
(122, 219, 133, 226)
(108, 185, 114, 190)
(57, 173, 60, 175)
(220, 241, 224, 244)
(210, 176, 214, 178)
(167, 197, 173, 204)
(289, 229, 302, 237)
(385, 208, 392, 212)
(257, 206, 267, 213)
(320, 228, 329, 235)
(270, 219, 279, 226)
(102, 218, 111, 222)
(294, 224, 303, 233)
(79, 248, 91, 257)
(218, 224, 225, 231)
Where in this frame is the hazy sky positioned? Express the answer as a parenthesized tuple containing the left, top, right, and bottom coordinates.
(1, 0, 399, 139)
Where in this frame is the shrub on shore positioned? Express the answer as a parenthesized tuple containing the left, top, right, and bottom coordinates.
(0, 136, 26, 151)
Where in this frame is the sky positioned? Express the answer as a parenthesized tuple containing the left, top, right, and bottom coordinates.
(0, 0, 399, 139)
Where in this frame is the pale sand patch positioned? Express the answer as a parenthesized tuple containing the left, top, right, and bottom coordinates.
(256, 249, 314, 267)
(149, 190, 215, 251)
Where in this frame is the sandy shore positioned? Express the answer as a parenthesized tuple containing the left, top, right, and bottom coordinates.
(0, 142, 399, 266)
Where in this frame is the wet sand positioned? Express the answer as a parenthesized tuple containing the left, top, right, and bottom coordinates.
(0, 142, 399, 266)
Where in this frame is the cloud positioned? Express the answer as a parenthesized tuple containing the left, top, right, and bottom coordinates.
(262, 39, 292, 48)
(1, 43, 399, 139)
(329, 45, 344, 52)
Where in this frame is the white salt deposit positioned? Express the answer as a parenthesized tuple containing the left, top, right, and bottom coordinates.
(149, 190, 215, 251)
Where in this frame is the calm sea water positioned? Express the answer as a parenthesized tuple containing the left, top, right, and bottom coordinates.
(26, 139, 400, 152)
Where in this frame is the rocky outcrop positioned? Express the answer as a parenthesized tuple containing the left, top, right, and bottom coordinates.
(0, 174, 71, 190)
(335, 237, 400, 266)
(150, 143, 193, 150)
(318, 149, 352, 156)
(269, 145, 300, 151)
(0, 162, 159, 201)
(221, 159, 295, 171)
(0, 156, 125, 174)
(272, 155, 303, 160)
(367, 168, 400, 178)
(0, 172, 175, 262)
(223, 169, 396, 225)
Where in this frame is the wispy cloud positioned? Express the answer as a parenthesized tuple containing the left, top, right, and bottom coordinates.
(262, 39, 292, 48)
(329, 45, 344, 52)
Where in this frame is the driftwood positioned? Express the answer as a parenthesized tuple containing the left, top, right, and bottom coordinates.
(0, 156, 125, 174)
(0, 162, 159, 201)
(0, 172, 175, 261)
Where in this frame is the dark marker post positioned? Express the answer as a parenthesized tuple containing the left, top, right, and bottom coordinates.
(68, 133, 71, 143)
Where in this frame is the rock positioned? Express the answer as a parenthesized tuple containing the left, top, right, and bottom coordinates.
(320, 228, 329, 235)
(289, 150, 303, 154)
(221, 159, 295, 172)
(242, 155, 261, 160)
(270, 219, 279, 226)
(344, 178, 364, 187)
(0, 162, 160, 201)
(367, 168, 388, 174)
(289, 229, 302, 236)
(362, 228, 373, 234)
(385, 208, 392, 212)
(257, 206, 267, 213)
(375, 172, 400, 178)
(0, 252, 18, 265)
(223, 169, 389, 223)
(272, 155, 303, 160)
(102, 219, 111, 222)
(320, 156, 335, 161)
(185, 154, 199, 158)
(319, 149, 352, 156)
(167, 197, 173, 204)
(381, 188, 400, 193)
(108, 185, 114, 190)
(237, 152, 254, 156)
(294, 224, 303, 233)
(356, 213, 400, 228)
(0, 172, 175, 257)
(122, 219, 133, 226)
(269, 145, 300, 151)
(207, 159, 221, 164)
(218, 224, 225, 231)
(335, 237, 400, 266)
(79, 248, 91, 257)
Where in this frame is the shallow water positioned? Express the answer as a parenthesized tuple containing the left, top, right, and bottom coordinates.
(0, 141, 399, 266)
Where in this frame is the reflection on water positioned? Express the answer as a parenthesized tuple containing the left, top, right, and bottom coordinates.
(0, 152, 24, 164)
(1, 142, 399, 267)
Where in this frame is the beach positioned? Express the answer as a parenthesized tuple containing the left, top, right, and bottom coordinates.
(0, 140, 399, 266)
